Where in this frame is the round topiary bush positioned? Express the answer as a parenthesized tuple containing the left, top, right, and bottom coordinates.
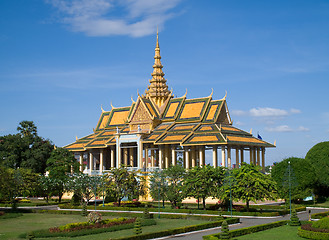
(305, 141, 329, 196)
(312, 216, 329, 229)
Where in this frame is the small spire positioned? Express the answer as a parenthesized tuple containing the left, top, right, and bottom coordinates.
(156, 26, 159, 48)
(144, 30, 171, 108)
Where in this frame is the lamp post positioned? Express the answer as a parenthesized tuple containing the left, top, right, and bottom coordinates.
(288, 161, 292, 217)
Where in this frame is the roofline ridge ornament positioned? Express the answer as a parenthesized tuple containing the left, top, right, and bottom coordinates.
(111, 101, 116, 109)
(274, 140, 276, 146)
(76, 136, 78, 141)
(208, 88, 214, 98)
(180, 88, 188, 98)
(222, 90, 227, 100)
(131, 96, 135, 103)
(101, 105, 105, 112)
(250, 128, 252, 134)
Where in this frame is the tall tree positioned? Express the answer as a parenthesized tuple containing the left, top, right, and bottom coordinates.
(225, 163, 277, 211)
(162, 165, 186, 208)
(46, 148, 80, 203)
(305, 141, 329, 197)
(184, 165, 220, 210)
(108, 166, 144, 206)
(0, 121, 53, 173)
(271, 157, 317, 202)
(149, 170, 167, 207)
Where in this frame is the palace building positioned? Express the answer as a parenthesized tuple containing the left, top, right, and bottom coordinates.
(64, 32, 275, 175)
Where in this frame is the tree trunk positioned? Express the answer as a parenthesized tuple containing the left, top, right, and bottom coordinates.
(203, 197, 206, 210)
(162, 199, 165, 208)
(246, 201, 250, 212)
(197, 199, 200, 209)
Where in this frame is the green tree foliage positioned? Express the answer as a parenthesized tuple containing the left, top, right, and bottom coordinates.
(305, 141, 329, 196)
(162, 165, 186, 208)
(149, 170, 167, 207)
(108, 166, 144, 206)
(0, 121, 53, 173)
(46, 148, 80, 203)
(271, 157, 317, 201)
(0, 166, 39, 202)
(224, 163, 277, 211)
(184, 165, 225, 210)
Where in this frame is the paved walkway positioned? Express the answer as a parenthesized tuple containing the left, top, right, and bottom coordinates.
(154, 208, 328, 240)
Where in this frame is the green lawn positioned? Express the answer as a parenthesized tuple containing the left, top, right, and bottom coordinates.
(233, 225, 304, 240)
(0, 213, 208, 240)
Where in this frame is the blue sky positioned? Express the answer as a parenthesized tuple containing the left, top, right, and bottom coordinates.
(1, 0, 328, 165)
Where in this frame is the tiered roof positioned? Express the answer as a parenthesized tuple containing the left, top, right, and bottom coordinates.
(64, 33, 274, 152)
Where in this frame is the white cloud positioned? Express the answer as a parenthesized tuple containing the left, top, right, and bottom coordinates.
(250, 107, 289, 117)
(235, 121, 244, 126)
(231, 110, 247, 116)
(46, 0, 182, 37)
(297, 126, 309, 132)
(265, 125, 293, 132)
(265, 125, 309, 132)
(290, 108, 301, 114)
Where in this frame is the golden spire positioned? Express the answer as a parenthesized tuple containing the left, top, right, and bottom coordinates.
(145, 29, 171, 108)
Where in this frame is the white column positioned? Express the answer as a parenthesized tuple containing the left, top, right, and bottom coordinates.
(235, 148, 239, 169)
(191, 146, 196, 168)
(185, 147, 190, 169)
(111, 147, 115, 168)
(129, 148, 134, 167)
(171, 146, 176, 166)
(116, 143, 121, 168)
(165, 146, 169, 168)
(221, 146, 226, 167)
(151, 149, 155, 168)
(137, 140, 143, 169)
(159, 146, 163, 169)
(262, 147, 265, 172)
(79, 152, 83, 172)
(89, 152, 93, 171)
(199, 146, 205, 167)
(100, 149, 104, 172)
(144, 146, 149, 168)
(227, 147, 231, 169)
(257, 147, 260, 166)
(213, 146, 218, 167)
(249, 147, 253, 165)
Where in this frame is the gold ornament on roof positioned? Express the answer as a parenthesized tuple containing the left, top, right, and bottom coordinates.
(144, 29, 171, 108)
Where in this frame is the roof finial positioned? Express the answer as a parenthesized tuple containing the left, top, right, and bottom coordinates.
(157, 26, 160, 48)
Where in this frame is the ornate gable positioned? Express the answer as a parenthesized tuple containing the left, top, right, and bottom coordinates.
(129, 97, 160, 132)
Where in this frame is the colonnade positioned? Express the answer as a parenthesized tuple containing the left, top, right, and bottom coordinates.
(78, 144, 266, 174)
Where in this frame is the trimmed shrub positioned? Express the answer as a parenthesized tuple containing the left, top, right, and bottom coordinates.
(114, 218, 239, 240)
(298, 227, 329, 239)
(312, 211, 329, 219)
(203, 220, 288, 240)
(134, 218, 142, 235)
(87, 211, 102, 223)
(70, 193, 81, 206)
(290, 209, 301, 226)
(81, 203, 88, 216)
(312, 217, 329, 230)
(220, 220, 230, 239)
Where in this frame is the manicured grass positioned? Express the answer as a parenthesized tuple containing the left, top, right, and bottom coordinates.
(0, 213, 113, 239)
(0, 213, 208, 240)
(233, 225, 304, 240)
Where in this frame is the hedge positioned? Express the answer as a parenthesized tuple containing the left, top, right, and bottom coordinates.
(19, 219, 156, 239)
(203, 220, 288, 240)
(59, 204, 302, 217)
(298, 227, 329, 240)
(312, 211, 329, 219)
(36, 209, 221, 221)
(113, 218, 239, 240)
